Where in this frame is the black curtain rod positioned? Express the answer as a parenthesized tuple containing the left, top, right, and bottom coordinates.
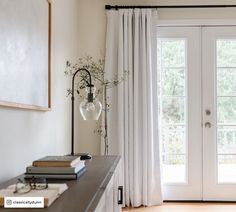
(105, 5, 236, 10)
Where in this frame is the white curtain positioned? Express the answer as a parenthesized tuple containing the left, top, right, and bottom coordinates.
(104, 9, 162, 207)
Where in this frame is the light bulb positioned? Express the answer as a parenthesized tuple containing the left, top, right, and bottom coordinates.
(86, 102, 95, 111)
(79, 86, 102, 120)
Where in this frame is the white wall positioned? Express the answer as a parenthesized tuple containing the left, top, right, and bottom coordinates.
(0, 0, 81, 183)
(76, 0, 236, 155)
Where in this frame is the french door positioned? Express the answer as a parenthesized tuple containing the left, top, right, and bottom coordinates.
(158, 26, 236, 201)
(203, 27, 236, 201)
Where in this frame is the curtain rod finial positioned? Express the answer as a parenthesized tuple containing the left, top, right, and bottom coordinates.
(105, 5, 119, 10)
(105, 5, 111, 10)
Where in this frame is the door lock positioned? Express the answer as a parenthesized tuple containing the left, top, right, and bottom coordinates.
(205, 109, 211, 115)
(205, 122, 212, 128)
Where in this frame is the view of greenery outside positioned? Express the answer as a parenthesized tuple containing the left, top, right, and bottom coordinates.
(157, 38, 186, 171)
(158, 38, 236, 183)
(217, 40, 236, 167)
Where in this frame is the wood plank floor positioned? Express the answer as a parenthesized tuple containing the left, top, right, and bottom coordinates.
(123, 203, 236, 212)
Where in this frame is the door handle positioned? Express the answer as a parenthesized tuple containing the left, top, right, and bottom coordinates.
(205, 122, 212, 128)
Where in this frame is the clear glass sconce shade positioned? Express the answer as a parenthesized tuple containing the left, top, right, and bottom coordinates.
(79, 87, 102, 120)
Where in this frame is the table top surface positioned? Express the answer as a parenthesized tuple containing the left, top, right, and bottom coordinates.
(0, 155, 120, 212)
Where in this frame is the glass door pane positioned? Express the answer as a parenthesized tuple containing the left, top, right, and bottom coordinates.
(158, 39, 187, 183)
(217, 40, 236, 183)
(158, 27, 201, 200)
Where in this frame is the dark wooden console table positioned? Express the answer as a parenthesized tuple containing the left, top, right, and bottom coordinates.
(0, 156, 121, 212)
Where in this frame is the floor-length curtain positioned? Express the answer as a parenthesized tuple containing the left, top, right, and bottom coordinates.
(104, 9, 162, 207)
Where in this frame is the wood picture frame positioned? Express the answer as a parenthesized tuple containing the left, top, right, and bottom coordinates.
(0, 0, 51, 111)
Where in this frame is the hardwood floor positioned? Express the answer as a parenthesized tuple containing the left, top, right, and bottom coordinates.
(123, 202, 236, 212)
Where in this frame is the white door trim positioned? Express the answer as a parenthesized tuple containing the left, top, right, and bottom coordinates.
(157, 19, 236, 27)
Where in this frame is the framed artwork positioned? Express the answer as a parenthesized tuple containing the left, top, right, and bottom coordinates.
(0, 0, 51, 111)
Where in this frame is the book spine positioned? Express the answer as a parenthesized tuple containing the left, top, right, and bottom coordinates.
(24, 174, 77, 180)
(27, 167, 76, 174)
(32, 162, 71, 167)
(26, 164, 85, 174)
(24, 167, 86, 180)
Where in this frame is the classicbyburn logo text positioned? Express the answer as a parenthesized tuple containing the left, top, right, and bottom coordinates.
(4, 197, 44, 208)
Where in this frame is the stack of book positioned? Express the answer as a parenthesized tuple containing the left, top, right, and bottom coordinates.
(25, 156, 86, 180)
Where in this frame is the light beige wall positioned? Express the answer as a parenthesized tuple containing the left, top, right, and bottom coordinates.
(76, 0, 236, 155)
(0, 0, 81, 183)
